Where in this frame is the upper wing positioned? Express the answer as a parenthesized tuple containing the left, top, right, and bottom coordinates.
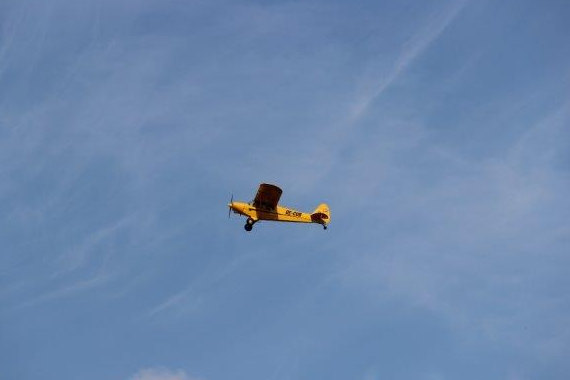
(252, 183, 283, 210)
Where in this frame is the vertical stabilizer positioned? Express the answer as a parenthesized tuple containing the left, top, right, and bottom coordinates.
(311, 203, 330, 225)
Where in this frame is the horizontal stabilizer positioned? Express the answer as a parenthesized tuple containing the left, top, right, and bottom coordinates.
(311, 203, 330, 224)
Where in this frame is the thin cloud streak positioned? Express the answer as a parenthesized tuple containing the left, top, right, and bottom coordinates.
(8, 270, 115, 312)
(147, 249, 261, 319)
(350, 1, 468, 121)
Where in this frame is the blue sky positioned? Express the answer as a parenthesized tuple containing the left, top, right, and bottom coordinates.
(1, 0, 569, 379)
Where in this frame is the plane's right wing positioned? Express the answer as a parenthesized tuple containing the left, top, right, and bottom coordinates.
(252, 183, 282, 210)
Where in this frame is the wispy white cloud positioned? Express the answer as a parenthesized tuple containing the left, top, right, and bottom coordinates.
(336, 98, 570, 357)
(350, 1, 468, 121)
(53, 215, 134, 276)
(9, 269, 115, 312)
(130, 368, 202, 380)
(147, 249, 261, 319)
(0, 2, 224, 310)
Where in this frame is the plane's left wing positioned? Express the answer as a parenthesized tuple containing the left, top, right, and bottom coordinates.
(252, 183, 282, 210)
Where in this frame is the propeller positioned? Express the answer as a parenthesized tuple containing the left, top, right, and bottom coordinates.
(228, 194, 233, 218)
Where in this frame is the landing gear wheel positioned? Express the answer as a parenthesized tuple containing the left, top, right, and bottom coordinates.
(323, 225, 327, 230)
(244, 218, 255, 232)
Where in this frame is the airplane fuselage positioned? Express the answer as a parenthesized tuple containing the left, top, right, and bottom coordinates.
(229, 201, 315, 224)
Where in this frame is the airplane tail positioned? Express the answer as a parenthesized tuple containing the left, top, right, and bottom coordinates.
(311, 203, 330, 225)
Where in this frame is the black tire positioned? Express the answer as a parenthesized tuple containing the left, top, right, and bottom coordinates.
(244, 224, 253, 231)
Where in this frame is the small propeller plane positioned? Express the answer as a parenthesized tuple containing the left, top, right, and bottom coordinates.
(228, 183, 330, 231)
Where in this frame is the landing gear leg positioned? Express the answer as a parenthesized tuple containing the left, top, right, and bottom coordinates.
(244, 218, 255, 232)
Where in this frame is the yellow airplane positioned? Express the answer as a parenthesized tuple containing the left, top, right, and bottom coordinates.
(228, 183, 330, 231)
